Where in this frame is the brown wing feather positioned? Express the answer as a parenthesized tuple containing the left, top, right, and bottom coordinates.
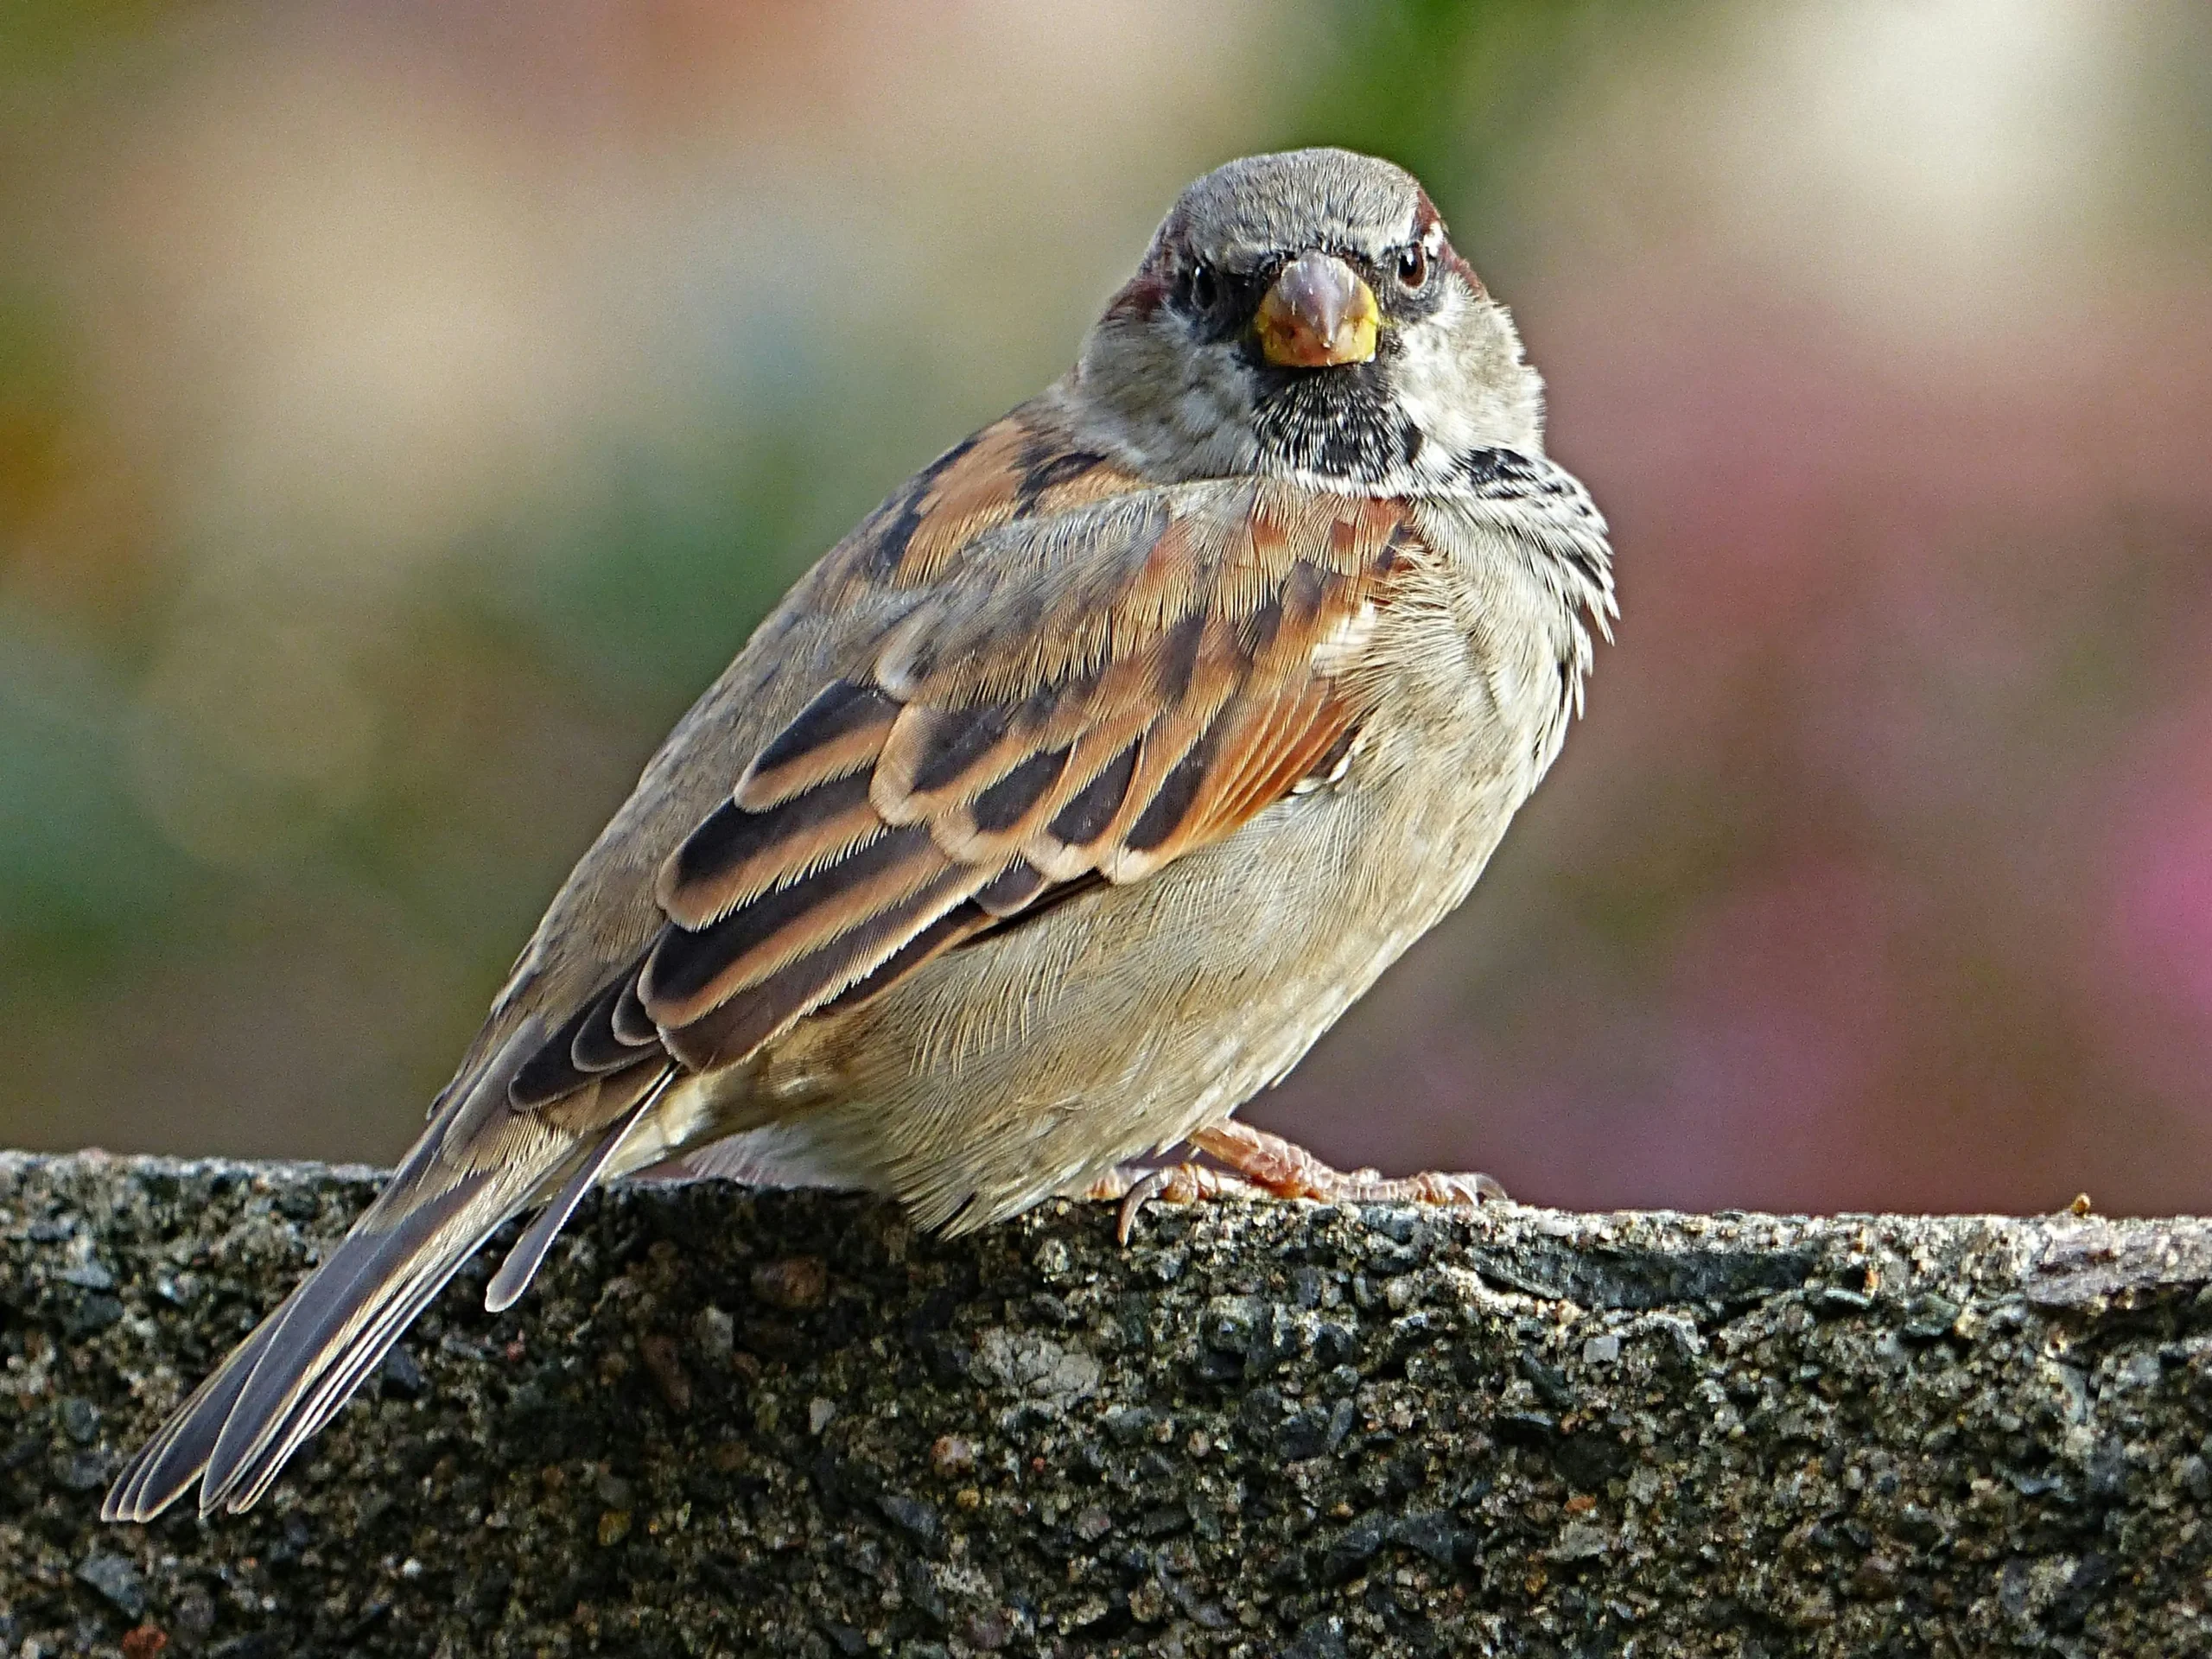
(508, 416, 1416, 1115)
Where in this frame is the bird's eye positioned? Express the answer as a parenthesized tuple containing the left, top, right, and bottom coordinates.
(1186, 263, 1220, 312)
(1396, 242, 1431, 289)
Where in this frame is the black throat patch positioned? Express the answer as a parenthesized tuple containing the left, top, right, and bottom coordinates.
(1245, 356, 1422, 484)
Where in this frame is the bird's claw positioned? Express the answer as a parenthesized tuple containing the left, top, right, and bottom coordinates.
(1084, 1162, 1259, 1244)
(1087, 1122, 1508, 1243)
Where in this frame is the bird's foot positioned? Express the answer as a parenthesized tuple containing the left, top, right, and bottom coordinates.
(1192, 1120, 1508, 1207)
(1088, 1121, 1507, 1243)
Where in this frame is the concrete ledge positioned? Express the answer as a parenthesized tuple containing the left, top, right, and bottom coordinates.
(3, 1152, 2211, 1656)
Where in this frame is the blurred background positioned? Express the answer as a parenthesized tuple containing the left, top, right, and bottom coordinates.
(3, 0, 2209, 1216)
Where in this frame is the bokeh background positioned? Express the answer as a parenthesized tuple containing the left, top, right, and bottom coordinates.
(3, 0, 2209, 1216)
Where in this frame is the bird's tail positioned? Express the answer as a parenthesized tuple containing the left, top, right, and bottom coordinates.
(103, 1027, 669, 1522)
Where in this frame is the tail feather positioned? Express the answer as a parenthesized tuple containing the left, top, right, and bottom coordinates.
(100, 1303, 286, 1522)
(101, 1180, 500, 1522)
(105, 1145, 524, 1522)
(486, 1071, 669, 1313)
(197, 1166, 500, 1515)
(102, 1029, 668, 1523)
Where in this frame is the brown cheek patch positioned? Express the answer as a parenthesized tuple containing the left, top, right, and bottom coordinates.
(1443, 245, 1484, 298)
(1404, 189, 1478, 295)
(1101, 269, 1170, 323)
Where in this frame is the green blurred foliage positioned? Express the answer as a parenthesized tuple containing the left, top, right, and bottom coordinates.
(1292, 0, 1601, 236)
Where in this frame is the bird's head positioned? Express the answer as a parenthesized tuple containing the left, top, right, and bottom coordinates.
(1076, 148, 1547, 491)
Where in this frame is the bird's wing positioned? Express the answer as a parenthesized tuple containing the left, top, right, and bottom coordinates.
(105, 406, 1423, 1520)
(526, 456, 1419, 1092)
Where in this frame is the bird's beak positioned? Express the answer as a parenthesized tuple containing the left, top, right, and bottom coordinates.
(1255, 251, 1380, 369)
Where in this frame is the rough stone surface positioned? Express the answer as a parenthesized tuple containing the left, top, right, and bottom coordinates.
(4, 1152, 2212, 1656)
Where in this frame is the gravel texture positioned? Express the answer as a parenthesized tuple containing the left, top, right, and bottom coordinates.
(3, 1151, 2211, 1656)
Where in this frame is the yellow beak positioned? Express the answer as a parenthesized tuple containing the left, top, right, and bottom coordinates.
(1255, 251, 1380, 369)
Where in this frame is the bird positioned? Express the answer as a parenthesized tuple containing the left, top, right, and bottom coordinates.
(104, 147, 1613, 1522)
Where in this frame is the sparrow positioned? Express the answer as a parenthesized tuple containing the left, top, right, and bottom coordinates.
(105, 148, 1613, 1522)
